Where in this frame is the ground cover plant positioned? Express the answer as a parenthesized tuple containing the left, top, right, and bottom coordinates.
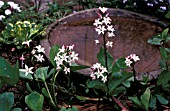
(0, 0, 169, 111)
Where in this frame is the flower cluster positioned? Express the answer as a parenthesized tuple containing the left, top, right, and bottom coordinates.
(90, 63, 108, 83)
(125, 54, 140, 67)
(32, 45, 45, 63)
(54, 44, 79, 74)
(93, 7, 115, 48)
(0, 1, 21, 21)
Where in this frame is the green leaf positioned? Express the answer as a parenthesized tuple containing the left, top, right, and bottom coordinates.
(87, 79, 107, 93)
(47, 68, 55, 78)
(109, 72, 133, 95)
(165, 11, 170, 18)
(149, 95, 156, 110)
(75, 95, 88, 101)
(110, 86, 126, 95)
(140, 88, 151, 111)
(147, 34, 163, 45)
(162, 84, 170, 92)
(156, 94, 168, 105)
(0, 92, 14, 111)
(70, 65, 89, 71)
(160, 47, 168, 60)
(165, 48, 170, 53)
(60, 106, 79, 111)
(122, 81, 131, 87)
(128, 97, 143, 109)
(49, 45, 60, 67)
(161, 28, 169, 39)
(0, 57, 19, 86)
(157, 70, 170, 85)
(97, 47, 114, 71)
(41, 88, 49, 98)
(19, 71, 33, 80)
(26, 82, 33, 93)
(0, 79, 4, 89)
(11, 108, 22, 111)
(25, 92, 44, 111)
(34, 67, 49, 81)
(116, 58, 128, 69)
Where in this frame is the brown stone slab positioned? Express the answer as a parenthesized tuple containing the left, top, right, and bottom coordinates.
(41, 8, 168, 77)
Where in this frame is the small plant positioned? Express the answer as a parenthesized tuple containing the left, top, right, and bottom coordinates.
(0, 21, 45, 49)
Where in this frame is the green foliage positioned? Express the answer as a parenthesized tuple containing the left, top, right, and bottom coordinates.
(60, 106, 79, 111)
(34, 66, 49, 81)
(157, 70, 170, 86)
(0, 57, 19, 87)
(47, 0, 72, 19)
(25, 92, 44, 111)
(129, 88, 151, 111)
(87, 79, 108, 93)
(49, 45, 60, 67)
(0, 92, 21, 111)
(97, 47, 114, 71)
(148, 28, 170, 45)
(109, 72, 133, 95)
(0, 21, 45, 49)
(0, 92, 14, 111)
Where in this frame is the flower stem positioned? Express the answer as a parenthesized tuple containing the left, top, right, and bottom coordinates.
(132, 65, 137, 83)
(44, 80, 58, 110)
(52, 71, 59, 106)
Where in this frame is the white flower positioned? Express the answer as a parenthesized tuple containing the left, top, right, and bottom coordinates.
(94, 40, 100, 45)
(19, 64, 34, 76)
(107, 25, 115, 32)
(125, 54, 140, 67)
(22, 40, 32, 47)
(160, 6, 166, 11)
(54, 56, 63, 66)
(125, 57, 133, 67)
(147, 3, 153, 7)
(60, 53, 69, 62)
(108, 31, 115, 37)
(34, 54, 45, 62)
(93, 18, 102, 26)
(92, 63, 101, 69)
(123, 0, 127, 3)
(16, 7, 21, 12)
(35, 45, 45, 53)
(102, 17, 111, 25)
(91, 63, 108, 83)
(64, 67, 70, 74)
(31, 49, 36, 55)
(5, 9, 11, 15)
(95, 25, 106, 35)
(95, 70, 103, 79)
(59, 45, 65, 53)
(90, 73, 96, 80)
(101, 76, 107, 83)
(68, 44, 74, 50)
(0, 15, 5, 21)
(106, 41, 113, 48)
(0, 1, 4, 8)
(7, 2, 21, 12)
(99, 7, 108, 13)
(70, 51, 79, 61)
(130, 54, 140, 62)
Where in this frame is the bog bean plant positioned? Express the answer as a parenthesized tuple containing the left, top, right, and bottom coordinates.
(0, 0, 169, 111)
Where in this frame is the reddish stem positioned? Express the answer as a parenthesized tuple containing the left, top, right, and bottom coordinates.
(112, 96, 129, 111)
